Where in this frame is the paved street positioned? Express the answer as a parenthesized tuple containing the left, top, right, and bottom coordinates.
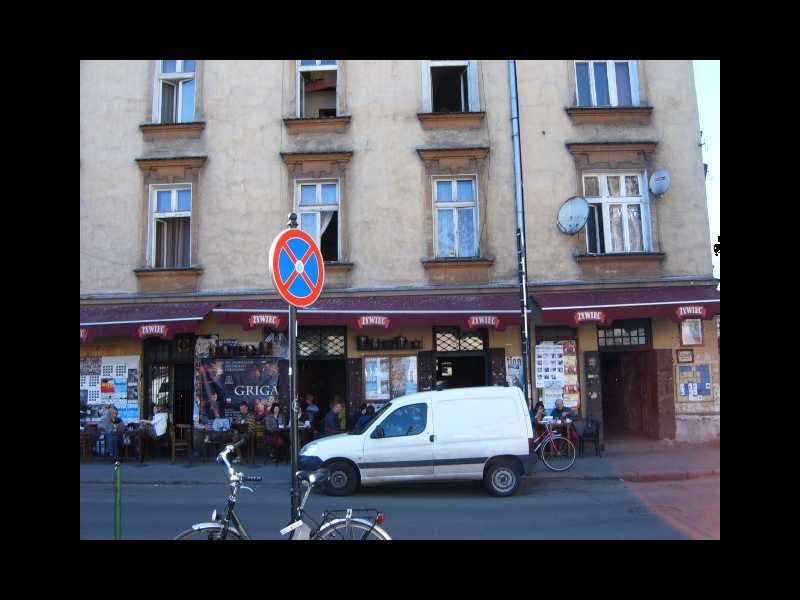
(80, 475, 719, 540)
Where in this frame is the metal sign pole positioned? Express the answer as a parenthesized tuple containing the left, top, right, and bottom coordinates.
(287, 213, 301, 523)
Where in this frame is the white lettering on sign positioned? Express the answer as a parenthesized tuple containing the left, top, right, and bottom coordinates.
(574, 311, 606, 324)
(357, 316, 391, 329)
(676, 306, 707, 319)
(467, 316, 500, 329)
(137, 324, 169, 339)
(234, 385, 274, 396)
(248, 314, 283, 329)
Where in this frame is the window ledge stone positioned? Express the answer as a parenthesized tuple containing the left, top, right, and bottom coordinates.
(133, 267, 203, 294)
(575, 252, 665, 263)
(324, 261, 355, 272)
(139, 122, 206, 140)
(283, 116, 351, 134)
(422, 257, 494, 268)
(565, 106, 653, 125)
(417, 112, 485, 130)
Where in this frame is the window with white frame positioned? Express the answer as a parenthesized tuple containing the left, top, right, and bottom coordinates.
(150, 185, 192, 268)
(297, 60, 338, 118)
(154, 60, 197, 124)
(434, 177, 479, 258)
(575, 60, 639, 107)
(422, 60, 480, 113)
(296, 180, 339, 261)
(583, 173, 648, 254)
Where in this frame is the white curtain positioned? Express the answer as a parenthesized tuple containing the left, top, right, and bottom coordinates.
(320, 211, 335, 236)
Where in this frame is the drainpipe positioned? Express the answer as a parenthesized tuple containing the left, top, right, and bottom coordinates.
(508, 60, 534, 410)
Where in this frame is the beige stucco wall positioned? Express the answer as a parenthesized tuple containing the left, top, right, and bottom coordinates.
(515, 60, 713, 283)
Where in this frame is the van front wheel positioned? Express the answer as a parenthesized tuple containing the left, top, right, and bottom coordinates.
(324, 461, 359, 496)
(484, 460, 522, 497)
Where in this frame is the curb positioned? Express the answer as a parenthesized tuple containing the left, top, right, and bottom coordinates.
(522, 469, 719, 483)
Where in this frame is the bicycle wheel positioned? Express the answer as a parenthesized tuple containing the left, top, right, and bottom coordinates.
(173, 524, 244, 540)
(540, 436, 576, 472)
(314, 518, 392, 540)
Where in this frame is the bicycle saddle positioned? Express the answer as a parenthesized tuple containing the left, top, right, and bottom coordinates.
(296, 468, 330, 484)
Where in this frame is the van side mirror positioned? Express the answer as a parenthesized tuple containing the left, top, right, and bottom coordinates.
(371, 427, 384, 439)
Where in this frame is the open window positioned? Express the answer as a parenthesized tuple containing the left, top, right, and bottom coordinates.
(296, 180, 340, 262)
(150, 185, 192, 268)
(297, 60, 338, 118)
(422, 60, 480, 113)
(583, 173, 649, 254)
(154, 60, 196, 124)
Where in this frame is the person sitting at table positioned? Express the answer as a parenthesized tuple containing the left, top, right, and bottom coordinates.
(99, 405, 125, 460)
(351, 403, 368, 430)
(127, 404, 169, 460)
(322, 401, 344, 436)
(550, 399, 579, 444)
(355, 404, 374, 430)
(531, 401, 546, 423)
(230, 402, 254, 464)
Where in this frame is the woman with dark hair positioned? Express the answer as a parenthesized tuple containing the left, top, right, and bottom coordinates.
(350, 403, 368, 430)
(355, 405, 375, 430)
(531, 401, 546, 423)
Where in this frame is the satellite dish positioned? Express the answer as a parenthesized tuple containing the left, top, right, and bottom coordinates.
(649, 169, 671, 197)
(556, 196, 590, 235)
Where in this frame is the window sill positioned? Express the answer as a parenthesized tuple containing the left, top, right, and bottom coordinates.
(575, 252, 665, 263)
(139, 122, 206, 140)
(565, 106, 653, 126)
(134, 267, 204, 294)
(283, 116, 351, 134)
(324, 261, 355, 272)
(417, 112, 485, 130)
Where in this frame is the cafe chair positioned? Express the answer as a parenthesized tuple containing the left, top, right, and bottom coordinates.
(171, 424, 192, 463)
(578, 418, 602, 457)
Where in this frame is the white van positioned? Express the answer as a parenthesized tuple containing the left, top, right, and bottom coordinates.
(298, 386, 535, 497)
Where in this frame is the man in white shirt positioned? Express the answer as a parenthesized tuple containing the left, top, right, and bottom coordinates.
(128, 405, 169, 459)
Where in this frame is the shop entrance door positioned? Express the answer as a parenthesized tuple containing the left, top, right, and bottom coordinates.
(432, 326, 490, 390)
(435, 356, 486, 389)
(296, 327, 347, 431)
(600, 350, 657, 439)
(143, 334, 195, 425)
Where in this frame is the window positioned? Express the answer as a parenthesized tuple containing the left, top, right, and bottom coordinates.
(575, 60, 639, 107)
(154, 60, 196, 124)
(364, 356, 418, 402)
(296, 180, 339, 261)
(434, 326, 485, 352)
(423, 60, 480, 113)
(680, 319, 705, 346)
(374, 403, 428, 438)
(583, 173, 648, 254)
(597, 320, 650, 349)
(298, 60, 338, 118)
(434, 177, 478, 258)
(150, 185, 191, 268)
(296, 327, 346, 358)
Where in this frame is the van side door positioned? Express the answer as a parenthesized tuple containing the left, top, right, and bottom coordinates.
(360, 400, 434, 482)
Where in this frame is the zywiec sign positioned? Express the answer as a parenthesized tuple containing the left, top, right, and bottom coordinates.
(574, 310, 607, 325)
(247, 314, 284, 330)
(80, 328, 88, 343)
(357, 316, 391, 329)
(137, 324, 170, 340)
(467, 316, 501, 330)
(676, 305, 707, 320)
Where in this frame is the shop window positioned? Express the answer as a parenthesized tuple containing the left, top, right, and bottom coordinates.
(434, 177, 479, 258)
(374, 403, 427, 438)
(597, 320, 650, 349)
(296, 180, 339, 262)
(364, 355, 418, 403)
(150, 185, 192, 268)
(434, 326, 485, 352)
(297, 327, 346, 358)
(679, 318, 704, 346)
(423, 60, 480, 113)
(298, 60, 338, 118)
(154, 60, 197, 124)
(575, 60, 639, 107)
(583, 173, 649, 254)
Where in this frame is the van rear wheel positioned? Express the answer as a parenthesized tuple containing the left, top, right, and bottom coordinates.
(484, 459, 522, 497)
(324, 461, 358, 496)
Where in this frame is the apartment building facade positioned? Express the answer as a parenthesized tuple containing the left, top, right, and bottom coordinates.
(80, 60, 719, 444)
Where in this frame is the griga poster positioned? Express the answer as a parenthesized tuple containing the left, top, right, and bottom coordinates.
(199, 357, 288, 419)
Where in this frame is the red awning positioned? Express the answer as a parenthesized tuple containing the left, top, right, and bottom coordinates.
(80, 302, 217, 342)
(532, 285, 720, 326)
(213, 293, 525, 331)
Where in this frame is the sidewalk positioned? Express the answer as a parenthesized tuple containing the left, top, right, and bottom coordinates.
(80, 441, 719, 485)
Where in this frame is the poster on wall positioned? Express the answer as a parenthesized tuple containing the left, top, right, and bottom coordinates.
(535, 344, 564, 388)
(198, 356, 287, 419)
(677, 364, 712, 402)
(535, 341, 580, 411)
(365, 357, 391, 401)
(390, 356, 418, 399)
(506, 356, 524, 391)
(80, 357, 101, 376)
(560, 341, 580, 410)
(82, 356, 140, 423)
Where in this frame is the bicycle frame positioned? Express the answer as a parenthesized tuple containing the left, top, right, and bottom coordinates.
(531, 422, 563, 453)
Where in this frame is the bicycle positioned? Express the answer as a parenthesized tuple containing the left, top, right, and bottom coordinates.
(173, 438, 392, 540)
(531, 419, 577, 471)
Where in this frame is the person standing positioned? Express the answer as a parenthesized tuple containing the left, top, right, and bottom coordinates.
(304, 393, 320, 425)
(323, 401, 343, 436)
(334, 394, 347, 430)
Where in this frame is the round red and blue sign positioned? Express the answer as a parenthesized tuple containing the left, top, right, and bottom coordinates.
(268, 228, 325, 308)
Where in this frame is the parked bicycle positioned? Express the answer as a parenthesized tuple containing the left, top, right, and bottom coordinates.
(531, 419, 577, 471)
(173, 438, 392, 540)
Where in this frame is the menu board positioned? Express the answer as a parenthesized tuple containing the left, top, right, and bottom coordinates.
(536, 341, 580, 411)
(677, 364, 712, 402)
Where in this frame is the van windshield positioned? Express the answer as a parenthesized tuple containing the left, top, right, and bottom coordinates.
(349, 402, 392, 435)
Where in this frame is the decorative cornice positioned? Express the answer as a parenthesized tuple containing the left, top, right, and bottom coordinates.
(135, 156, 208, 170)
(565, 142, 658, 155)
(283, 116, 351, 134)
(280, 151, 353, 166)
(416, 147, 490, 161)
(417, 112, 485, 130)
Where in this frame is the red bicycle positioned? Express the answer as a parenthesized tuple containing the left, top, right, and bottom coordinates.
(531, 420, 577, 471)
